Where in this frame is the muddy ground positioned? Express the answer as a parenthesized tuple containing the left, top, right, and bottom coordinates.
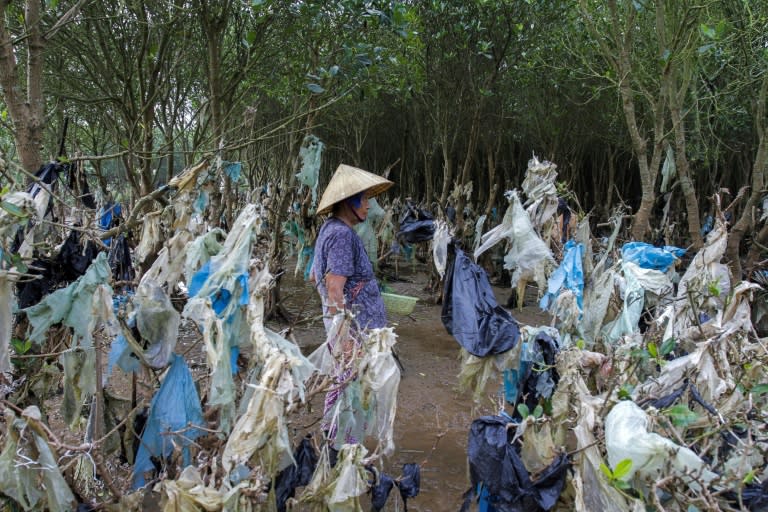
(275, 255, 551, 511)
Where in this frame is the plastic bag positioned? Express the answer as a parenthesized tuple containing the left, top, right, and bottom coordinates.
(133, 354, 205, 488)
(431, 220, 451, 279)
(442, 242, 520, 357)
(604, 400, 717, 490)
(274, 437, 319, 512)
(461, 415, 570, 512)
(621, 242, 684, 272)
(397, 204, 435, 243)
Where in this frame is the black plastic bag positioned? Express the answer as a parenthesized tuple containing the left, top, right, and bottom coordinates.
(461, 415, 570, 512)
(442, 242, 520, 357)
(369, 471, 395, 511)
(274, 437, 318, 512)
(398, 463, 420, 509)
(397, 204, 435, 243)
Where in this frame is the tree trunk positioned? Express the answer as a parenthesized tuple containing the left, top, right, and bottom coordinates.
(0, 0, 45, 173)
(727, 74, 768, 278)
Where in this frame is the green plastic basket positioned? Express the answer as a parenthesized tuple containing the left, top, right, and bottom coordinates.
(381, 292, 418, 316)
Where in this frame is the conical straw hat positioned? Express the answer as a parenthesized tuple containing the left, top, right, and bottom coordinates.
(316, 164, 394, 215)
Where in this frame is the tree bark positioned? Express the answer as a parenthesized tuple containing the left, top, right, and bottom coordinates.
(727, 74, 768, 278)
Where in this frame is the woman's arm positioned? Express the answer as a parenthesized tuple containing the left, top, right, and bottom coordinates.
(325, 273, 347, 316)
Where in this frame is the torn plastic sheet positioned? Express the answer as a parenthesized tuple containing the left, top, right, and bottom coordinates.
(660, 144, 676, 193)
(369, 463, 421, 511)
(458, 344, 521, 404)
(134, 210, 162, 265)
(475, 190, 555, 295)
(431, 220, 451, 279)
(514, 328, 560, 412)
(60, 348, 96, 425)
(23, 252, 112, 346)
(660, 219, 731, 341)
(133, 280, 180, 368)
(0, 191, 36, 244)
(461, 415, 570, 512)
(300, 443, 369, 512)
(442, 242, 520, 357)
(224, 161, 242, 182)
(296, 135, 324, 206)
(185, 204, 259, 320)
(133, 354, 205, 488)
(17, 229, 99, 310)
(183, 228, 225, 285)
(31, 279, 117, 424)
(0, 406, 77, 512)
(549, 351, 643, 512)
(605, 400, 718, 491)
(359, 327, 401, 456)
(222, 354, 295, 476)
(183, 300, 237, 432)
(355, 198, 386, 268)
(603, 261, 673, 344)
(540, 240, 584, 314)
(621, 242, 684, 272)
(140, 230, 193, 292)
(0, 270, 19, 372)
(636, 336, 732, 405)
(521, 155, 559, 232)
(307, 319, 399, 454)
(158, 464, 264, 511)
(473, 214, 487, 253)
(246, 264, 316, 401)
(578, 268, 615, 347)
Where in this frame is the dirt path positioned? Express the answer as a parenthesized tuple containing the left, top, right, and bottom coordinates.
(278, 257, 550, 511)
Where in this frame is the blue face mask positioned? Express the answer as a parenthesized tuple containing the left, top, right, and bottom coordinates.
(346, 192, 364, 209)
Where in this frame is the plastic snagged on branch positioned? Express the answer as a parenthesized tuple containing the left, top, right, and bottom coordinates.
(442, 242, 520, 357)
(133, 354, 205, 488)
(397, 204, 435, 243)
(461, 415, 570, 512)
(604, 400, 717, 490)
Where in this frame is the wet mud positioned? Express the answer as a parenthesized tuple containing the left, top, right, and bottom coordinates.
(278, 258, 551, 511)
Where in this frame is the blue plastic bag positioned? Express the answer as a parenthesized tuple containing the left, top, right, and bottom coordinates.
(621, 242, 684, 272)
(133, 354, 205, 488)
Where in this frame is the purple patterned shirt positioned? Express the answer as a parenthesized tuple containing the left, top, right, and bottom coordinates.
(312, 217, 387, 330)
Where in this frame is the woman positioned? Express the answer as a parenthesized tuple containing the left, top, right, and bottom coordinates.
(310, 163, 393, 331)
(309, 163, 393, 447)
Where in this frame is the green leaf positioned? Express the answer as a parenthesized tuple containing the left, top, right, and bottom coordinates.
(533, 405, 543, 418)
(0, 200, 28, 218)
(517, 403, 530, 419)
(665, 404, 698, 428)
(700, 23, 716, 39)
(614, 480, 632, 490)
(750, 384, 768, 396)
(647, 342, 658, 359)
(660, 338, 676, 357)
(612, 458, 633, 480)
(618, 383, 634, 400)
(743, 469, 757, 484)
(599, 462, 613, 479)
(11, 338, 31, 355)
(575, 338, 585, 350)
